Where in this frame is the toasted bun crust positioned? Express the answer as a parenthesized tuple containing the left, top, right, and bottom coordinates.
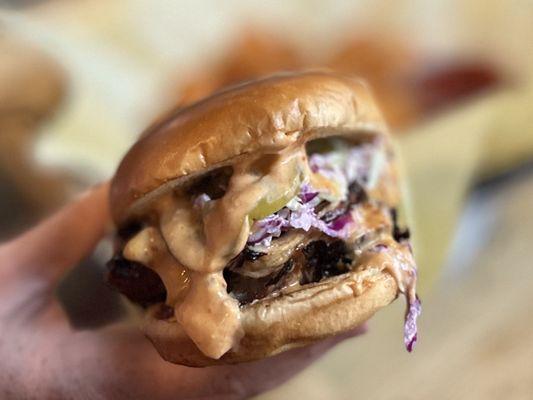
(110, 71, 387, 225)
(142, 269, 397, 367)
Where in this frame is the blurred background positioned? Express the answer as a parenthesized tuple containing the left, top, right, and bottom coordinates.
(1, 1, 532, 398)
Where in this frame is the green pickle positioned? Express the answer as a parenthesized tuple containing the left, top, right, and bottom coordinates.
(248, 162, 303, 222)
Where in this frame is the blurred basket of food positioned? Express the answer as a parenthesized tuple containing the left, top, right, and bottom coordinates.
(0, 34, 68, 237)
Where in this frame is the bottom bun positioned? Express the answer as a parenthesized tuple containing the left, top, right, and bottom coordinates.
(142, 269, 398, 367)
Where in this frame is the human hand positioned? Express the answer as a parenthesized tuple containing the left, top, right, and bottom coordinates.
(0, 183, 364, 400)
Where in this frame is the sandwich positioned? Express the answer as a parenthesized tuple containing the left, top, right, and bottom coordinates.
(107, 71, 421, 367)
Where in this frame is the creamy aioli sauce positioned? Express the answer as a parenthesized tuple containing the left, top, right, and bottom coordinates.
(155, 146, 309, 358)
(349, 203, 391, 243)
(309, 170, 343, 199)
(158, 196, 209, 271)
(354, 239, 418, 306)
(123, 227, 190, 305)
(122, 140, 418, 359)
(176, 272, 243, 359)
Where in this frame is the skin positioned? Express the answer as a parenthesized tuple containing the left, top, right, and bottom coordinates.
(0, 183, 365, 400)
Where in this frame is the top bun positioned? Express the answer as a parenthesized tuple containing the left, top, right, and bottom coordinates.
(110, 71, 387, 225)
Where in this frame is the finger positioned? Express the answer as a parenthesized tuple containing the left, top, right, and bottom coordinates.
(223, 325, 368, 398)
(158, 326, 368, 399)
(0, 182, 111, 287)
(47, 323, 366, 400)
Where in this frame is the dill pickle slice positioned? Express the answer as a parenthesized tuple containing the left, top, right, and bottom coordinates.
(248, 164, 303, 221)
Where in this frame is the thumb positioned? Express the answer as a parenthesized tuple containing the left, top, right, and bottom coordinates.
(0, 182, 111, 288)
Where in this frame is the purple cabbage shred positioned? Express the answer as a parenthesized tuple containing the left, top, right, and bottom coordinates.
(193, 193, 211, 209)
(404, 296, 422, 352)
(248, 185, 354, 248)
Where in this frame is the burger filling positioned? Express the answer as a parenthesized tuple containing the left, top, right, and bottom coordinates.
(107, 135, 421, 358)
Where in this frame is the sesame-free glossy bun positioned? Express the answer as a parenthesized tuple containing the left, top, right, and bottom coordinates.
(110, 71, 387, 225)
